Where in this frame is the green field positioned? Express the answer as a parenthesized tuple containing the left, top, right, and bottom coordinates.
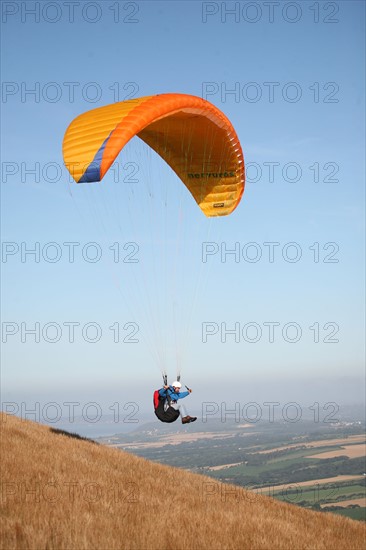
(208, 456, 320, 478)
(274, 483, 365, 505)
(329, 508, 366, 521)
(203, 446, 365, 517)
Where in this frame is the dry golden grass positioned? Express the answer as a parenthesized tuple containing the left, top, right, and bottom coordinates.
(1, 413, 365, 550)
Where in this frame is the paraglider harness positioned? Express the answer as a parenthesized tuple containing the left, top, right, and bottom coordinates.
(153, 374, 189, 423)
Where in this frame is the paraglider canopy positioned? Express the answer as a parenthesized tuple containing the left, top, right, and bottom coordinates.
(62, 93, 245, 217)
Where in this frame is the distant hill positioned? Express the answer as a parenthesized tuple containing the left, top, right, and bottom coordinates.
(1, 413, 365, 549)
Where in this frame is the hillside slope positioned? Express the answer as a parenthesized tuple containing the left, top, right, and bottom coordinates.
(1, 413, 365, 550)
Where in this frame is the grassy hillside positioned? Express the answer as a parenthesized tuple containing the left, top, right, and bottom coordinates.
(1, 413, 365, 550)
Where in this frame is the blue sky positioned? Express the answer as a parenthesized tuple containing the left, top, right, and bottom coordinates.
(1, 1, 365, 421)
